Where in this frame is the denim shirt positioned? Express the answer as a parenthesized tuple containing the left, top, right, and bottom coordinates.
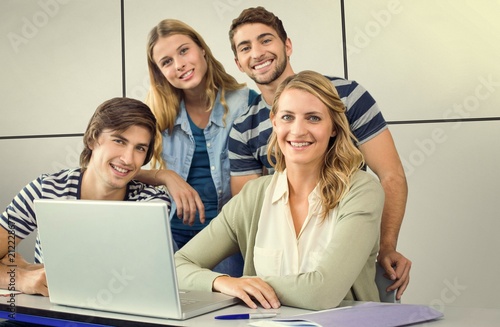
(161, 87, 252, 219)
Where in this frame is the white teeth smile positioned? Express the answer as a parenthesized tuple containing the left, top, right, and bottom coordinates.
(180, 69, 193, 79)
(111, 164, 128, 173)
(254, 60, 271, 70)
(290, 142, 311, 147)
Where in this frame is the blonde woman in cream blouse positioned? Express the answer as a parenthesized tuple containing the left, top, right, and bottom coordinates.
(175, 70, 385, 310)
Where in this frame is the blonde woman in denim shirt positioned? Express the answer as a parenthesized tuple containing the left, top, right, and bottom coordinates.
(135, 19, 256, 276)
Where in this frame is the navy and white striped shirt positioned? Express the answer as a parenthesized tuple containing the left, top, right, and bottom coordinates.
(0, 168, 171, 263)
(228, 76, 387, 176)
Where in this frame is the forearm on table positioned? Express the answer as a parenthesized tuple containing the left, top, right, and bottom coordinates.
(175, 208, 239, 291)
(0, 255, 35, 290)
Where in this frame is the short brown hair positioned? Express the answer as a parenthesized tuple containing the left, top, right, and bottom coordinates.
(229, 6, 288, 55)
(80, 97, 157, 168)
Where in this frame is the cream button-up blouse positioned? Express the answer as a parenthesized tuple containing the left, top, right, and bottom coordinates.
(254, 170, 338, 276)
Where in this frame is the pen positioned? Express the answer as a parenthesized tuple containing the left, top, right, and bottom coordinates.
(214, 313, 279, 320)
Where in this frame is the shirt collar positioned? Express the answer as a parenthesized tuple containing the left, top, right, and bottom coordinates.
(271, 169, 321, 205)
(272, 170, 289, 204)
(209, 91, 224, 126)
(174, 91, 223, 128)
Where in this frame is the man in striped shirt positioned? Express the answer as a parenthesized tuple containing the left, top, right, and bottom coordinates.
(0, 98, 171, 296)
(228, 7, 410, 300)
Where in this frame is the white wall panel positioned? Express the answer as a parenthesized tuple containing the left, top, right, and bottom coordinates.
(0, 0, 123, 136)
(124, 0, 343, 101)
(390, 121, 500, 308)
(345, 0, 500, 122)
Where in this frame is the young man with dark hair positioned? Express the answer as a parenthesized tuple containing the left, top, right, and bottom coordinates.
(227, 6, 410, 300)
(0, 97, 171, 296)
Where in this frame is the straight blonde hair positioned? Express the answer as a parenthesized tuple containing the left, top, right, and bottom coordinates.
(146, 19, 245, 169)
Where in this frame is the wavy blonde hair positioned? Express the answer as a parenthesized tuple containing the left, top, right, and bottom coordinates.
(267, 71, 365, 220)
(146, 19, 245, 169)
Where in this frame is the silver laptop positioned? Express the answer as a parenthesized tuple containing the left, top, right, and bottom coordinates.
(34, 199, 239, 320)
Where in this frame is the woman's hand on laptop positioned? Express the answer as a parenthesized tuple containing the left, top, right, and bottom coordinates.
(16, 266, 49, 296)
(212, 276, 280, 309)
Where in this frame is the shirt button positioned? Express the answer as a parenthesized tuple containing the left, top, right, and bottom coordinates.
(207, 142, 211, 147)
(211, 166, 215, 171)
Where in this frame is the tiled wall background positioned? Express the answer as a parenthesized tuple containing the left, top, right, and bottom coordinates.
(1, 0, 499, 309)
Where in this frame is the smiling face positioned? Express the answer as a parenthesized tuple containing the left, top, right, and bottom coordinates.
(271, 88, 336, 171)
(152, 34, 207, 92)
(232, 23, 292, 86)
(84, 125, 151, 199)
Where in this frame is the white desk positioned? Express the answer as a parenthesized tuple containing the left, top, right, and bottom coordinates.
(2, 294, 500, 326)
(420, 305, 500, 327)
(1, 294, 309, 326)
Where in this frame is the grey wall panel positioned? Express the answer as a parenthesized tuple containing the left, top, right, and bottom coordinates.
(390, 121, 500, 308)
(345, 0, 500, 122)
(0, 137, 83, 262)
(0, 0, 499, 310)
(0, 0, 123, 137)
(124, 0, 343, 101)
